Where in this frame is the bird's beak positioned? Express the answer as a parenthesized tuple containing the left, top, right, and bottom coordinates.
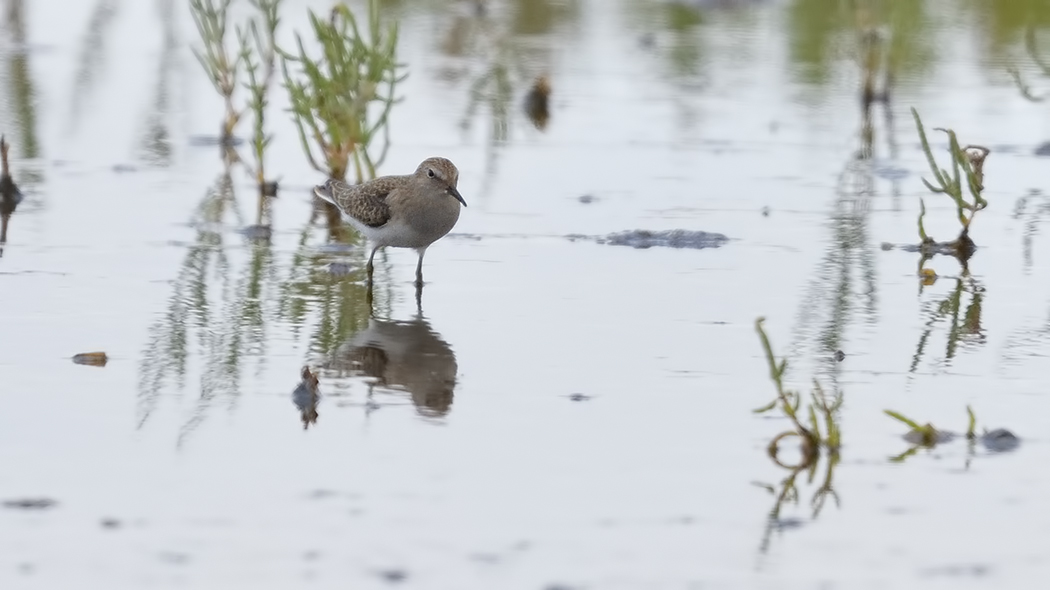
(448, 186, 467, 207)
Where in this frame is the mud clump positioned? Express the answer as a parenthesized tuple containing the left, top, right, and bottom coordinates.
(597, 229, 730, 250)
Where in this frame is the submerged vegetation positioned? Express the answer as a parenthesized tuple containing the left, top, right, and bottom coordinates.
(753, 317, 842, 554)
(884, 406, 1019, 463)
(911, 107, 990, 267)
(754, 318, 842, 467)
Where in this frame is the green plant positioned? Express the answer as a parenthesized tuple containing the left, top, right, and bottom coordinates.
(884, 410, 941, 446)
(191, 0, 244, 144)
(238, 0, 282, 204)
(883, 405, 981, 463)
(281, 0, 405, 183)
(754, 318, 843, 464)
(912, 107, 989, 259)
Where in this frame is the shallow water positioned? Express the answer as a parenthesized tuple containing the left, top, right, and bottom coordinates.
(3, 0, 1050, 588)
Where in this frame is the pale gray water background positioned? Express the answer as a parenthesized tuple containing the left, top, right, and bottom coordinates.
(2, 0, 1050, 588)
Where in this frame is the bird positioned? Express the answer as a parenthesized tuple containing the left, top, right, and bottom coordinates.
(313, 157, 466, 288)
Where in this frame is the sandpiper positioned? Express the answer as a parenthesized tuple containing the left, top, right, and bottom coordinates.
(313, 157, 466, 287)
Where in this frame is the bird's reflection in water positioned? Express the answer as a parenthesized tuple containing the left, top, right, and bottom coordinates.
(326, 312, 458, 418)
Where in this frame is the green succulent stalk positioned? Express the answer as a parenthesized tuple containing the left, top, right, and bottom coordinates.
(281, 0, 406, 183)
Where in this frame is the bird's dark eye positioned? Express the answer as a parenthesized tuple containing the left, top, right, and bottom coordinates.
(427, 168, 436, 178)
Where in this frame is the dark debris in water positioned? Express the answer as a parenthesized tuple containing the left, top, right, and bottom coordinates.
(592, 229, 730, 250)
(873, 163, 910, 181)
(901, 428, 1020, 452)
(772, 516, 805, 531)
(188, 135, 244, 147)
(240, 225, 272, 241)
(377, 569, 408, 583)
(158, 551, 191, 565)
(1035, 141, 1050, 157)
(566, 393, 592, 402)
(72, 352, 108, 367)
(920, 563, 991, 578)
(326, 262, 356, 276)
(902, 430, 957, 445)
(980, 428, 1020, 453)
(3, 498, 57, 510)
(880, 241, 967, 257)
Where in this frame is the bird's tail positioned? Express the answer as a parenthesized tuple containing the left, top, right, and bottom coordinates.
(313, 179, 336, 206)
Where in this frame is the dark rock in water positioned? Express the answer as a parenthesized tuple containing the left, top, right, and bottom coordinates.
(1, 135, 23, 212)
(834, 350, 845, 362)
(523, 76, 551, 131)
(188, 135, 245, 147)
(567, 393, 592, 402)
(3, 498, 57, 510)
(378, 569, 408, 583)
(1035, 142, 1050, 157)
(326, 262, 355, 276)
(316, 243, 357, 254)
(578, 194, 596, 204)
(773, 516, 805, 530)
(240, 225, 272, 241)
(873, 163, 910, 181)
(598, 229, 729, 250)
(72, 352, 108, 367)
(980, 428, 1020, 453)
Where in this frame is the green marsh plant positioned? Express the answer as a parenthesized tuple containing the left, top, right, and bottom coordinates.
(753, 317, 842, 555)
(190, 0, 244, 145)
(281, 0, 405, 184)
(883, 406, 978, 463)
(238, 0, 282, 207)
(754, 318, 842, 466)
(912, 107, 990, 265)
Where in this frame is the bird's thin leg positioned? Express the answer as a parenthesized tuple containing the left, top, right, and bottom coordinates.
(366, 246, 378, 282)
(415, 248, 426, 288)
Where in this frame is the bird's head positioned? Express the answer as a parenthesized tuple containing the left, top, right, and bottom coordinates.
(416, 157, 466, 207)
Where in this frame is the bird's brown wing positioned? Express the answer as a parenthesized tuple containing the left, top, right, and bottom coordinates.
(322, 177, 401, 228)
